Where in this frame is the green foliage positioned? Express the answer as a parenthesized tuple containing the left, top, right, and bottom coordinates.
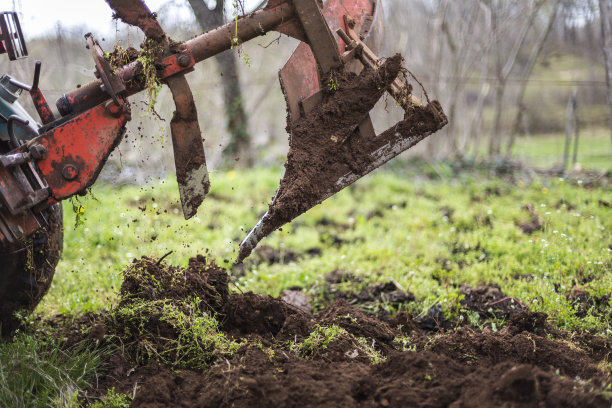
(0, 335, 102, 408)
(355, 337, 386, 364)
(294, 325, 385, 364)
(89, 388, 131, 408)
(297, 324, 347, 356)
(137, 39, 163, 110)
(108, 297, 240, 370)
(328, 73, 339, 92)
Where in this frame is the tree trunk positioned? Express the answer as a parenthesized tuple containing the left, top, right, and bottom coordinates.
(600, 0, 612, 145)
(505, 0, 559, 156)
(489, 79, 505, 156)
(187, 0, 252, 167)
(563, 88, 577, 169)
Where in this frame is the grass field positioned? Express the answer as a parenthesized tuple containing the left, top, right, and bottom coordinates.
(0, 160, 610, 407)
(37, 163, 611, 334)
(510, 128, 612, 170)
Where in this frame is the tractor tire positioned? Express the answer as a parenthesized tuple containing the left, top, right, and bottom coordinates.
(0, 204, 63, 336)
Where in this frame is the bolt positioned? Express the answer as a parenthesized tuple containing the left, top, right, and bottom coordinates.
(62, 164, 79, 181)
(29, 144, 46, 160)
(105, 100, 122, 117)
(177, 53, 191, 67)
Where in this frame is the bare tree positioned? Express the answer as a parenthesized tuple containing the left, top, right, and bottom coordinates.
(186, 0, 253, 166)
(486, 0, 547, 157)
(505, 0, 560, 156)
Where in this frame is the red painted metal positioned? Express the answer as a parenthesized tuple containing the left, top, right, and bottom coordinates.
(161, 53, 195, 79)
(30, 88, 55, 124)
(24, 101, 129, 204)
(279, 0, 377, 120)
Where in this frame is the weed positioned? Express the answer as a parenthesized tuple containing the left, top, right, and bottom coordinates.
(328, 73, 339, 92)
(90, 387, 131, 408)
(355, 337, 386, 364)
(108, 297, 240, 370)
(297, 324, 347, 356)
(136, 39, 164, 111)
(394, 336, 417, 352)
(39, 165, 611, 335)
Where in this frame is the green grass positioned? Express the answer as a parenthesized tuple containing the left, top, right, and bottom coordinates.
(510, 127, 611, 170)
(38, 163, 611, 334)
(0, 334, 103, 408)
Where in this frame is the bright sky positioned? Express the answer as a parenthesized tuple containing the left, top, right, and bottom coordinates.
(0, 0, 261, 39)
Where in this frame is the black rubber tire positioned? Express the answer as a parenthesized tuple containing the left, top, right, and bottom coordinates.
(0, 204, 63, 336)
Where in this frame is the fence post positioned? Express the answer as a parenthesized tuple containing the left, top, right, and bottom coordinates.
(563, 87, 577, 169)
(572, 94, 580, 166)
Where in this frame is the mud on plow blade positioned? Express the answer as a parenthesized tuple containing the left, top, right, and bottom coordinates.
(236, 0, 447, 262)
(50, 0, 446, 261)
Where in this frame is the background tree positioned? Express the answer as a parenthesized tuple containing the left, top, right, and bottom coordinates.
(186, 0, 253, 166)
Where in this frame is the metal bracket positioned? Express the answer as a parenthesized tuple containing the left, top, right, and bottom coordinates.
(0, 12, 27, 60)
(86, 34, 126, 107)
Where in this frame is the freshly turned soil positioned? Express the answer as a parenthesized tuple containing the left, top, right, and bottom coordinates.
(82, 256, 610, 408)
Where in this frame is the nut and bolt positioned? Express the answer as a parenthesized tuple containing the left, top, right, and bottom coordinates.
(62, 164, 79, 181)
(105, 100, 122, 117)
(29, 144, 47, 160)
(177, 54, 191, 67)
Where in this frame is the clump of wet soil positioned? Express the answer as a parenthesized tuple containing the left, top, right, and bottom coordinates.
(79, 256, 610, 408)
(120, 255, 228, 311)
(460, 283, 526, 320)
(516, 204, 543, 234)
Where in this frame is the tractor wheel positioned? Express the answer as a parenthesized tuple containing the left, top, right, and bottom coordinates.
(0, 204, 63, 336)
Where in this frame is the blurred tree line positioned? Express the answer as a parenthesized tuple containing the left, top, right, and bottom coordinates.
(0, 0, 609, 181)
(383, 0, 611, 159)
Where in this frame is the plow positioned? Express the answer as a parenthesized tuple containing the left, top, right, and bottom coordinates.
(0, 0, 446, 333)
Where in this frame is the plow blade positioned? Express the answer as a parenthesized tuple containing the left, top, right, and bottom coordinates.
(237, 1, 447, 263)
(105, 0, 210, 219)
(167, 74, 210, 219)
(238, 57, 447, 263)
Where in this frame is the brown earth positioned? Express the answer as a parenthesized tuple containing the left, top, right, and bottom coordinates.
(78, 256, 610, 408)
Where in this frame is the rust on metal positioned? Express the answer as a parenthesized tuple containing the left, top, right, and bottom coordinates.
(31, 88, 55, 124)
(166, 74, 210, 219)
(104, 0, 165, 39)
(279, 0, 378, 121)
(26, 101, 129, 204)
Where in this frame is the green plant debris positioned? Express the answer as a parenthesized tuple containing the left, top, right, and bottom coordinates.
(296, 324, 347, 356)
(108, 297, 240, 370)
(89, 387, 131, 408)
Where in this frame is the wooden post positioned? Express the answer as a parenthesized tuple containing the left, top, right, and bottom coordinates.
(563, 88, 577, 169)
(572, 94, 580, 166)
